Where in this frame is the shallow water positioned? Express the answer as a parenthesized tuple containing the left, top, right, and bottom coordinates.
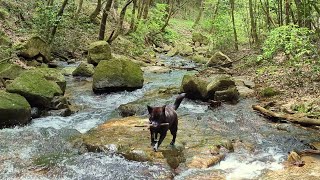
(0, 56, 319, 179)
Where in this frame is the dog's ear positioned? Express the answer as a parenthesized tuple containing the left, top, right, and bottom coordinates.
(147, 105, 153, 114)
(162, 105, 166, 114)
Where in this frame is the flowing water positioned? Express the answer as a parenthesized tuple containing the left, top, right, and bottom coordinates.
(0, 55, 319, 180)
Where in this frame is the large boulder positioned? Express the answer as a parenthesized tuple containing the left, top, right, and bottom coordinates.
(192, 32, 209, 45)
(72, 62, 94, 77)
(0, 91, 31, 128)
(6, 71, 63, 108)
(17, 36, 51, 63)
(181, 73, 239, 102)
(29, 68, 66, 93)
(87, 41, 112, 65)
(92, 59, 144, 93)
(207, 51, 232, 67)
(0, 62, 25, 80)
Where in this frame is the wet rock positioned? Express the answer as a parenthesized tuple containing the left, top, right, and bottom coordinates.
(192, 32, 209, 45)
(67, 59, 76, 64)
(179, 44, 193, 56)
(0, 62, 25, 80)
(163, 44, 172, 52)
(261, 155, 320, 179)
(48, 61, 58, 68)
(236, 86, 255, 98)
(81, 116, 225, 169)
(47, 108, 72, 117)
(17, 36, 51, 63)
(181, 73, 238, 102)
(6, 71, 63, 108)
(189, 54, 208, 64)
(187, 154, 225, 168)
(87, 41, 112, 66)
(72, 62, 94, 77)
(0, 91, 31, 128)
(62, 66, 77, 76)
(92, 59, 144, 93)
(207, 51, 232, 67)
(167, 47, 178, 57)
(233, 76, 255, 88)
(31, 107, 41, 119)
(51, 96, 70, 110)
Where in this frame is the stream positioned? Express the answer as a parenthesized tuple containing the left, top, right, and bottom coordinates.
(0, 55, 319, 180)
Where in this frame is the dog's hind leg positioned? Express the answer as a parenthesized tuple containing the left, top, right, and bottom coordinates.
(170, 125, 177, 145)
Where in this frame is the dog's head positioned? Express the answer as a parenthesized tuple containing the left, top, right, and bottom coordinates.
(147, 105, 166, 128)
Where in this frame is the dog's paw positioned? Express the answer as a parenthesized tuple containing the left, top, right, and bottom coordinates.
(170, 141, 175, 146)
(153, 143, 158, 152)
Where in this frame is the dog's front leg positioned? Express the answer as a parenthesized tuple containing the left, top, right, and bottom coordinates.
(153, 131, 167, 152)
(150, 129, 156, 146)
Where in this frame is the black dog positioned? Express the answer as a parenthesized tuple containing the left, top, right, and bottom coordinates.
(147, 93, 186, 151)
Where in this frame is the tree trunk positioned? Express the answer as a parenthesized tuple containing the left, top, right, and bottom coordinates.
(107, 0, 133, 44)
(76, 0, 84, 18)
(90, 0, 102, 23)
(260, 0, 275, 28)
(137, 0, 144, 20)
(249, 0, 259, 45)
(49, 0, 69, 44)
(98, 0, 113, 40)
(294, 0, 303, 27)
(193, 0, 204, 27)
(143, 0, 150, 19)
(129, 0, 137, 32)
(230, 0, 238, 51)
(285, 0, 290, 25)
(160, 0, 174, 32)
(209, 0, 220, 33)
(278, 0, 283, 26)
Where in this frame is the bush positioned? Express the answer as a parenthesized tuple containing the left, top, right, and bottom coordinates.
(258, 24, 317, 63)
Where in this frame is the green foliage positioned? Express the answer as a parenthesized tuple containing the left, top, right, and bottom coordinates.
(258, 24, 317, 63)
(261, 87, 278, 97)
(0, 8, 8, 19)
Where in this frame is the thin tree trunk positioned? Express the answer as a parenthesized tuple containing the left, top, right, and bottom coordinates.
(49, 0, 69, 44)
(193, 0, 204, 27)
(209, 0, 220, 33)
(90, 0, 102, 23)
(107, 0, 133, 44)
(285, 0, 290, 25)
(260, 0, 276, 28)
(230, 0, 238, 50)
(279, 0, 283, 26)
(137, 0, 144, 20)
(76, 0, 84, 18)
(249, 0, 259, 45)
(143, 0, 151, 19)
(98, 0, 113, 40)
(294, 0, 303, 27)
(129, 0, 137, 32)
(160, 0, 174, 32)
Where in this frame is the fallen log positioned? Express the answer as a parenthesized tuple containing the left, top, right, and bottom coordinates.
(252, 105, 320, 126)
(299, 149, 320, 155)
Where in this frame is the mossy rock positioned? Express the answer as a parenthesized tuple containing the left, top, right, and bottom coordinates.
(87, 41, 112, 65)
(178, 44, 193, 56)
(0, 91, 31, 128)
(167, 47, 178, 57)
(214, 86, 239, 103)
(261, 87, 278, 97)
(6, 72, 63, 108)
(92, 59, 144, 93)
(190, 54, 208, 64)
(207, 51, 232, 67)
(18, 36, 51, 63)
(72, 62, 94, 77)
(180, 73, 234, 101)
(180, 74, 210, 100)
(0, 62, 25, 80)
(28, 68, 66, 93)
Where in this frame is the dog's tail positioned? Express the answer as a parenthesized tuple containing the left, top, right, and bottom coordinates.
(173, 93, 186, 110)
